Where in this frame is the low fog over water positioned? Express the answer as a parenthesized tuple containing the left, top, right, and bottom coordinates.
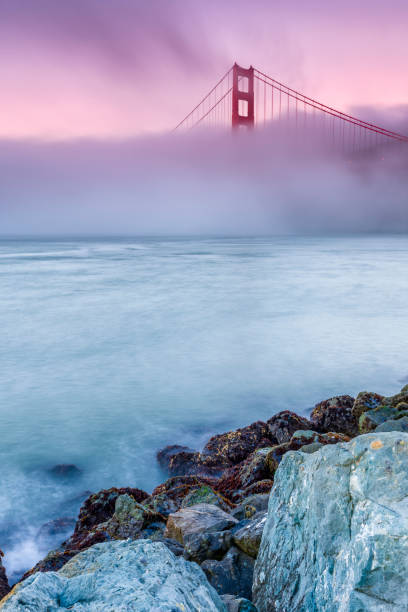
(1, 121, 407, 236)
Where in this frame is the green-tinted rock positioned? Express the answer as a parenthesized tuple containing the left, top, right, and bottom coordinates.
(359, 405, 408, 433)
(181, 485, 230, 512)
(253, 432, 408, 611)
(1, 540, 226, 611)
(356, 386, 408, 433)
(376, 416, 408, 433)
(384, 384, 408, 407)
(352, 391, 384, 421)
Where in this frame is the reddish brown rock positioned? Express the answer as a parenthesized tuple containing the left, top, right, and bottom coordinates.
(311, 395, 357, 436)
(201, 421, 272, 468)
(157, 421, 274, 479)
(72, 487, 148, 539)
(157, 445, 202, 477)
(215, 448, 274, 502)
(266, 411, 312, 445)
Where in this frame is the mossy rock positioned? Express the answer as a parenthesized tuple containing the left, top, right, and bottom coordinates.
(352, 392, 384, 421)
(359, 406, 408, 433)
(181, 485, 230, 512)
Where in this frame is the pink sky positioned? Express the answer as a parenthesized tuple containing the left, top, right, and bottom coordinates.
(1, 0, 407, 140)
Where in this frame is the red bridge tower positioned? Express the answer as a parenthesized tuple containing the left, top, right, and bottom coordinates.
(232, 63, 255, 129)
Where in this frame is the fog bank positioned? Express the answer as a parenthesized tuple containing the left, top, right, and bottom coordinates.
(1, 125, 407, 235)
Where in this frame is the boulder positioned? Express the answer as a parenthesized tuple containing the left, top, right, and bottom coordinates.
(0, 552, 10, 600)
(359, 404, 408, 433)
(240, 480, 273, 499)
(384, 384, 408, 407)
(183, 530, 233, 563)
(157, 421, 273, 479)
(310, 394, 357, 436)
(165, 503, 237, 545)
(352, 387, 408, 434)
(352, 391, 384, 421)
(216, 448, 274, 502)
(23, 489, 152, 581)
(157, 445, 202, 477)
(231, 493, 270, 520)
(150, 475, 225, 515)
(266, 411, 312, 444)
(1, 540, 226, 611)
(264, 430, 349, 473)
(376, 416, 408, 433)
(71, 486, 148, 542)
(200, 421, 272, 468)
(202, 546, 254, 601)
(106, 494, 156, 539)
(253, 432, 408, 611)
(299, 441, 324, 453)
(232, 512, 267, 558)
(181, 484, 232, 512)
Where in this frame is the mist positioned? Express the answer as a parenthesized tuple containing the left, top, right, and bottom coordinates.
(0, 121, 407, 236)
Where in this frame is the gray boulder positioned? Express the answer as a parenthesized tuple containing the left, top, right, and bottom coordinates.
(164, 503, 237, 545)
(233, 512, 267, 558)
(1, 539, 226, 611)
(184, 529, 233, 563)
(202, 546, 254, 601)
(232, 493, 270, 520)
(253, 432, 408, 611)
(376, 416, 408, 433)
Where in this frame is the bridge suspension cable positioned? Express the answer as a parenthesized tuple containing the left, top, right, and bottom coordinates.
(174, 63, 408, 152)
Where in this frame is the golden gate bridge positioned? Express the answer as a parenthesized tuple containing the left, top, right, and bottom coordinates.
(174, 63, 408, 153)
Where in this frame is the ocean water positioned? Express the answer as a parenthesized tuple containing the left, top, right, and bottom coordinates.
(1, 235, 408, 581)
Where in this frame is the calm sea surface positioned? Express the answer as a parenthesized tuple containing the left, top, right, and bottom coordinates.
(1, 235, 408, 579)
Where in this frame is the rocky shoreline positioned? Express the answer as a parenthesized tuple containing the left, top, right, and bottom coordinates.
(2, 385, 408, 610)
